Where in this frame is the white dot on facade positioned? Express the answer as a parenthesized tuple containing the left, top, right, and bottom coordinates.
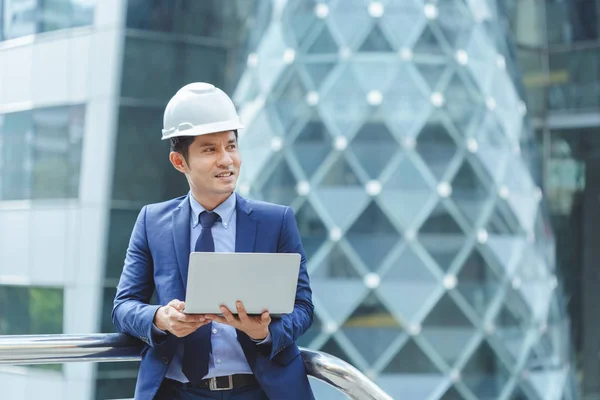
(324, 322, 338, 334)
(499, 186, 509, 199)
(367, 90, 383, 106)
(496, 55, 506, 70)
(306, 91, 319, 106)
(400, 47, 413, 61)
(477, 229, 488, 244)
(334, 136, 348, 151)
(467, 138, 479, 153)
(405, 229, 416, 241)
(366, 180, 382, 196)
(456, 50, 469, 65)
(283, 49, 296, 64)
(527, 231, 535, 243)
(296, 181, 310, 196)
(409, 324, 421, 335)
(402, 136, 416, 149)
(512, 277, 521, 289)
(364, 273, 381, 289)
(513, 144, 521, 154)
(437, 182, 452, 198)
(239, 183, 250, 196)
(485, 323, 495, 335)
(368, 2, 384, 18)
(550, 277, 558, 289)
(443, 275, 457, 290)
(431, 92, 445, 107)
(271, 137, 283, 151)
(486, 97, 497, 111)
(450, 370, 461, 383)
(339, 47, 352, 59)
(330, 227, 342, 242)
(315, 3, 329, 19)
(247, 53, 259, 67)
(518, 101, 527, 116)
(534, 187, 543, 201)
(424, 4, 438, 20)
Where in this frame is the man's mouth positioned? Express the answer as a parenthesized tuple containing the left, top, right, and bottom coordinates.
(215, 172, 234, 178)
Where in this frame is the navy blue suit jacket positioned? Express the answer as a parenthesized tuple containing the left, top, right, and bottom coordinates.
(112, 193, 315, 399)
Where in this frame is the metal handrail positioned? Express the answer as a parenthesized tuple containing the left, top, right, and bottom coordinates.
(0, 333, 392, 400)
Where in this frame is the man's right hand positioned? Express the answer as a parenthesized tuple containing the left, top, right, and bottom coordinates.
(154, 299, 209, 337)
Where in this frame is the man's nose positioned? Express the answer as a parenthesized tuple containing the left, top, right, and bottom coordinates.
(217, 148, 233, 166)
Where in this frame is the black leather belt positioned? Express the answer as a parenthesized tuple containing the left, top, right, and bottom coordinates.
(165, 375, 257, 391)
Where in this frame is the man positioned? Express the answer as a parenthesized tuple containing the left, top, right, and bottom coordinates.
(112, 82, 315, 399)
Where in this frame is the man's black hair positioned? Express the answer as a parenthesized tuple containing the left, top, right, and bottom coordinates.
(170, 130, 238, 163)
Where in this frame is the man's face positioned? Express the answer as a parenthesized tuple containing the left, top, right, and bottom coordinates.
(174, 131, 241, 201)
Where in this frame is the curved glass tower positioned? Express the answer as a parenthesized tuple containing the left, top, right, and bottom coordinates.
(233, 0, 578, 398)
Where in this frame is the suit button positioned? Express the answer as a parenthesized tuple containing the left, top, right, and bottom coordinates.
(161, 357, 169, 364)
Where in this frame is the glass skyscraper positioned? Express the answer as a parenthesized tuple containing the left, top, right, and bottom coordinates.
(234, 0, 577, 398)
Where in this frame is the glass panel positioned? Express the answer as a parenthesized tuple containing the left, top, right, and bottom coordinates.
(414, 63, 447, 92)
(485, 199, 523, 235)
(419, 234, 464, 271)
(440, 386, 465, 400)
(31, 106, 83, 199)
(421, 294, 474, 366)
(105, 208, 142, 280)
(293, 120, 332, 178)
(297, 312, 323, 347)
(259, 157, 297, 206)
(3, 0, 38, 39)
(1, 110, 33, 200)
(456, 248, 500, 317)
(304, 61, 337, 91)
(312, 243, 361, 279)
(0, 285, 63, 334)
(320, 66, 368, 136)
(320, 336, 354, 365)
(452, 159, 491, 227)
(382, 246, 437, 282)
(416, 112, 458, 180)
(320, 154, 361, 187)
(461, 341, 509, 398)
(112, 106, 188, 203)
(95, 377, 137, 400)
(383, 339, 440, 374)
(273, 71, 310, 132)
(420, 202, 464, 234)
(346, 201, 401, 270)
(306, 24, 338, 54)
(342, 292, 404, 365)
(126, 0, 232, 38)
(294, 201, 327, 259)
(358, 23, 393, 52)
(412, 25, 446, 57)
(350, 122, 398, 179)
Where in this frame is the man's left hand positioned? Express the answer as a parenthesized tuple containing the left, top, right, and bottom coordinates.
(206, 301, 271, 341)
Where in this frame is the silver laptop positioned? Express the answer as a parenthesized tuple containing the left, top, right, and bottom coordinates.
(184, 252, 301, 316)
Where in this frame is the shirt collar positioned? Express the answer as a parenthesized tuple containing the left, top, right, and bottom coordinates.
(189, 192, 236, 230)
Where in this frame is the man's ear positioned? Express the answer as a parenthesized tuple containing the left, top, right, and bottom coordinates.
(169, 151, 188, 173)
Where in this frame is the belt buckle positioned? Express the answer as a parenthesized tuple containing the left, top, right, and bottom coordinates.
(209, 375, 233, 391)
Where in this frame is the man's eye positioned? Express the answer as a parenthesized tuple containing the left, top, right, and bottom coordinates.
(205, 148, 215, 152)
(228, 145, 237, 149)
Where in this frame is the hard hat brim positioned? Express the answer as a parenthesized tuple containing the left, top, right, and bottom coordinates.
(161, 120, 244, 140)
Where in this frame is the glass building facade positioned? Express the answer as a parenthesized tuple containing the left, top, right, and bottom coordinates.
(233, 0, 577, 398)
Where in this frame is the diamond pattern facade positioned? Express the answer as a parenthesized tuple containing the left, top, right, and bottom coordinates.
(233, 0, 577, 398)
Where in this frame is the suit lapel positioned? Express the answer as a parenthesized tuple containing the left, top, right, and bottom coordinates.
(235, 193, 257, 253)
(172, 195, 191, 292)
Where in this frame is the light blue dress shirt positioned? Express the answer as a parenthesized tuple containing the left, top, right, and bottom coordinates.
(165, 192, 252, 381)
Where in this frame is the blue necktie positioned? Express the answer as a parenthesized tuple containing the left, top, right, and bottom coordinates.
(182, 211, 220, 384)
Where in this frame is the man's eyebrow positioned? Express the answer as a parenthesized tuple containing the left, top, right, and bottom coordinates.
(197, 141, 216, 147)
(228, 139, 236, 144)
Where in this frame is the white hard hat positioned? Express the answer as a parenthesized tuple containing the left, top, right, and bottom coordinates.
(161, 82, 244, 140)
